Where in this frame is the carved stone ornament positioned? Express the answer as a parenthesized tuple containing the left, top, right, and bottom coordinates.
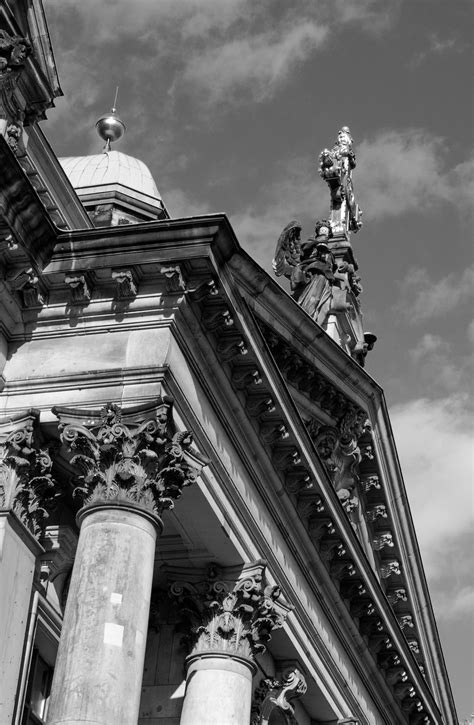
(251, 667, 307, 725)
(319, 126, 362, 235)
(0, 409, 58, 537)
(160, 265, 186, 293)
(0, 31, 31, 134)
(387, 588, 408, 606)
(112, 269, 137, 299)
(0, 30, 32, 76)
(169, 561, 292, 660)
(52, 398, 207, 516)
(64, 274, 91, 305)
(9, 266, 46, 307)
(380, 560, 401, 579)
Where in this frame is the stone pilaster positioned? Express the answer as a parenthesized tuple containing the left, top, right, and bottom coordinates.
(0, 409, 55, 722)
(46, 398, 206, 725)
(169, 562, 293, 725)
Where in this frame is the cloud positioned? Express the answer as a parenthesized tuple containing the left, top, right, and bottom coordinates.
(391, 395, 473, 592)
(432, 583, 474, 621)
(410, 32, 464, 67)
(44, 0, 401, 120)
(356, 129, 474, 220)
(408, 333, 472, 395)
(395, 265, 474, 323)
(329, 0, 401, 32)
(164, 187, 211, 218)
(229, 155, 327, 268)
(181, 21, 328, 104)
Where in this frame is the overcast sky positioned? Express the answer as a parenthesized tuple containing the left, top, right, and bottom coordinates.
(43, 0, 473, 716)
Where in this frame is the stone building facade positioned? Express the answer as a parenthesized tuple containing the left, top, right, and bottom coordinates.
(0, 2, 457, 724)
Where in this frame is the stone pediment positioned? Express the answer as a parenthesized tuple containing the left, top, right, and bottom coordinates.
(0, 212, 445, 723)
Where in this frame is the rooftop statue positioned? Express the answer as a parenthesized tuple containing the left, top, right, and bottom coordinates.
(319, 125, 362, 236)
(273, 127, 375, 364)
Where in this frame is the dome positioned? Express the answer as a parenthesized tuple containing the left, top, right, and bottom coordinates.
(59, 150, 161, 201)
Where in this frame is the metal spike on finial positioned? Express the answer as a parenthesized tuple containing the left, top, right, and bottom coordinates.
(95, 87, 126, 152)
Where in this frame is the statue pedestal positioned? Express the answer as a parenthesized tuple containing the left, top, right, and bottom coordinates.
(47, 502, 161, 725)
(180, 651, 256, 725)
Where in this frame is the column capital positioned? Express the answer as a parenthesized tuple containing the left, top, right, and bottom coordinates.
(0, 409, 58, 537)
(169, 561, 293, 660)
(52, 397, 207, 518)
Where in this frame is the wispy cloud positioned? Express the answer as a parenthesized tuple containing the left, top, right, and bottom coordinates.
(45, 0, 401, 121)
(356, 129, 474, 220)
(391, 395, 473, 592)
(410, 32, 464, 67)
(408, 333, 473, 395)
(229, 155, 327, 268)
(181, 21, 328, 104)
(395, 265, 474, 323)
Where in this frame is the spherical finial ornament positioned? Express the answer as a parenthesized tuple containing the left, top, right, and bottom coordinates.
(95, 108, 126, 151)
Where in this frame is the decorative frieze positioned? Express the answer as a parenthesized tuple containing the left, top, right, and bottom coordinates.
(169, 562, 292, 660)
(0, 409, 58, 537)
(52, 398, 207, 516)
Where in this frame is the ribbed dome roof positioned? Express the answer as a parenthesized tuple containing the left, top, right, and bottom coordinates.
(59, 150, 161, 201)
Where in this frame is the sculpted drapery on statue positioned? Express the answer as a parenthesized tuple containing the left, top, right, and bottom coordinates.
(273, 218, 362, 326)
(319, 125, 362, 236)
(273, 126, 375, 364)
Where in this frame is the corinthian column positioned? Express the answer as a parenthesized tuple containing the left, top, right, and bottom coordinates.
(0, 410, 57, 723)
(169, 562, 293, 725)
(46, 399, 206, 725)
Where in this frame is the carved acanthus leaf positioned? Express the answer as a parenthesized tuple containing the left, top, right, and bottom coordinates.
(52, 398, 207, 515)
(169, 562, 292, 659)
(0, 410, 58, 537)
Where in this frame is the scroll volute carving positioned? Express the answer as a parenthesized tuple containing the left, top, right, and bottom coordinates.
(0, 409, 58, 537)
(251, 667, 307, 725)
(169, 562, 292, 660)
(52, 397, 208, 516)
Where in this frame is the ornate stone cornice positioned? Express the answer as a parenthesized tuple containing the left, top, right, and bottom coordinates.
(169, 562, 292, 660)
(0, 409, 58, 537)
(52, 398, 207, 517)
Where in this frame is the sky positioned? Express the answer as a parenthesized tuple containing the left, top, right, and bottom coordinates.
(42, 0, 473, 717)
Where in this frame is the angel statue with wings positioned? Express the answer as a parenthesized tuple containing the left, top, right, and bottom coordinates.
(272, 220, 341, 326)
